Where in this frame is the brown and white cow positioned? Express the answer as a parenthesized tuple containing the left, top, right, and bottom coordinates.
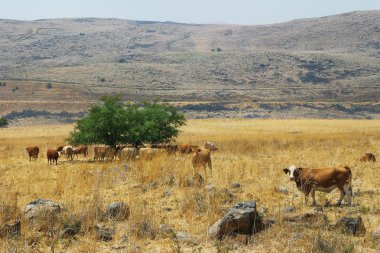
(73, 145, 88, 157)
(359, 153, 376, 162)
(118, 147, 139, 161)
(60, 146, 74, 160)
(204, 141, 218, 151)
(26, 146, 39, 161)
(47, 149, 60, 165)
(283, 165, 352, 206)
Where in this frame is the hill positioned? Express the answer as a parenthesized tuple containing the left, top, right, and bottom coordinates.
(0, 11, 379, 122)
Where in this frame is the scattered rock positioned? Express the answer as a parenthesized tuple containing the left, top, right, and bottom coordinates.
(162, 190, 172, 197)
(95, 225, 114, 241)
(281, 206, 296, 214)
(275, 186, 289, 194)
(0, 220, 21, 239)
(283, 209, 326, 224)
(163, 175, 176, 186)
(219, 188, 235, 204)
(231, 182, 241, 189)
(159, 224, 173, 235)
(150, 181, 159, 189)
(60, 227, 77, 239)
(208, 201, 265, 239)
(175, 231, 197, 244)
(23, 199, 61, 229)
(205, 184, 216, 192)
(372, 225, 380, 240)
(104, 202, 130, 221)
(334, 216, 366, 236)
(162, 207, 173, 212)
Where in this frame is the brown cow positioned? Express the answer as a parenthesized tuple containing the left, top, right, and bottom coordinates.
(26, 146, 39, 161)
(164, 144, 179, 154)
(60, 146, 74, 160)
(359, 153, 376, 162)
(73, 145, 88, 157)
(139, 148, 165, 160)
(192, 148, 212, 181)
(94, 146, 118, 161)
(283, 165, 352, 206)
(179, 144, 199, 154)
(47, 149, 60, 165)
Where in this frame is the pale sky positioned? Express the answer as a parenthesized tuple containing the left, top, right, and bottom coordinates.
(1, 0, 379, 25)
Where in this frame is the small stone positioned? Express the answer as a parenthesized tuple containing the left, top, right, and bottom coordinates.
(162, 190, 172, 197)
(231, 182, 241, 189)
(281, 206, 296, 214)
(95, 225, 114, 241)
(372, 225, 380, 240)
(60, 227, 77, 239)
(276, 186, 289, 194)
(159, 224, 173, 235)
(105, 202, 130, 221)
(205, 184, 215, 192)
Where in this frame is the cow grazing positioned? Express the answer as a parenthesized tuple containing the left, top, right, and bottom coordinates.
(94, 146, 118, 162)
(118, 147, 139, 161)
(283, 165, 352, 206)
(179, 144, 199, 154)
(164, 144, 179, 154)
(47, 149, 60, 165)
(73, 145, 88, 157)
(26, 146, 39, 161)
(204, 141, 219, 151)
(192, 148, 212, 180)
(138, 148, 166, 160)
(359, 153, 376, 162)
(60, 146, 74, 160)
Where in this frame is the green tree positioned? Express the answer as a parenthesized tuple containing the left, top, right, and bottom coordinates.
(0, 117, 8, 128)
(67, 96, 185, 147)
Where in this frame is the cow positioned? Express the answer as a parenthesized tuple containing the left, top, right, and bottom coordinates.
(192, 148, 212, 181)
(359, 153, 376, 162)
(164, 144, 179, 154)
(60, 146, 74, 160)
(283, 165, 352, 206)
(26, 146, 39, 161)
(117, 147, 139, 161)
(179, 144, 199, 154)
(138, 148, 165, 160)
(47, 149, 60, 165)
(94, 146, 118, 162)
(204, 141, 219, 151)
(73, 145, 88, 157)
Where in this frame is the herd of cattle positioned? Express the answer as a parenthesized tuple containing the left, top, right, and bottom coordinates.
(25, 141, 218, 168)
(25, 143, 376, 206)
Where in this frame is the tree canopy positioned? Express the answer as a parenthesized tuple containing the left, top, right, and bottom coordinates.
(0, 117, 8, 128)
(67, 96, 186, 147)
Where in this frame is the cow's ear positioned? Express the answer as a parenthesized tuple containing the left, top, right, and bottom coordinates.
(283, 168, 289, 174)
(297, 167, 303, 171)
(197, 148, 202, 153)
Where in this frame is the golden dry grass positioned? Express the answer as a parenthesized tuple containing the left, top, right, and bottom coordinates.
(0, 119, 379, 252)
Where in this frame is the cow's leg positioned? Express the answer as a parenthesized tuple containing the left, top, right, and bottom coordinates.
(207, 159, 212, 171)
(311, 188, 317, 206)
(343, 183, 352, 206)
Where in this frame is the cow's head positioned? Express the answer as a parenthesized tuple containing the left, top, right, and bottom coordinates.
(283, 165, 301, 181)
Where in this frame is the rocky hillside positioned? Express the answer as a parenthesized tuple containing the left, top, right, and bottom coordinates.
(0, 11, 379, 122)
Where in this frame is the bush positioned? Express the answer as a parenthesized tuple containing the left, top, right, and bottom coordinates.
(46, 83, 53, 89)
(0, 117, 8, 128)
(11, 86, 19, 92)
(118, 58, 126, 63)
(100, 78, 106, 82)
(67, 95, 186, 147)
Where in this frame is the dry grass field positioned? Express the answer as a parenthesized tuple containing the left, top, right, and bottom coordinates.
(0, 119, 379, 252)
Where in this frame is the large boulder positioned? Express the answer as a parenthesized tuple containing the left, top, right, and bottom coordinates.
(104, 202, 130, 221)
(334, 216, 366, 236)
(208, 201, 265, 239)
(23, 199, 61, 225)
